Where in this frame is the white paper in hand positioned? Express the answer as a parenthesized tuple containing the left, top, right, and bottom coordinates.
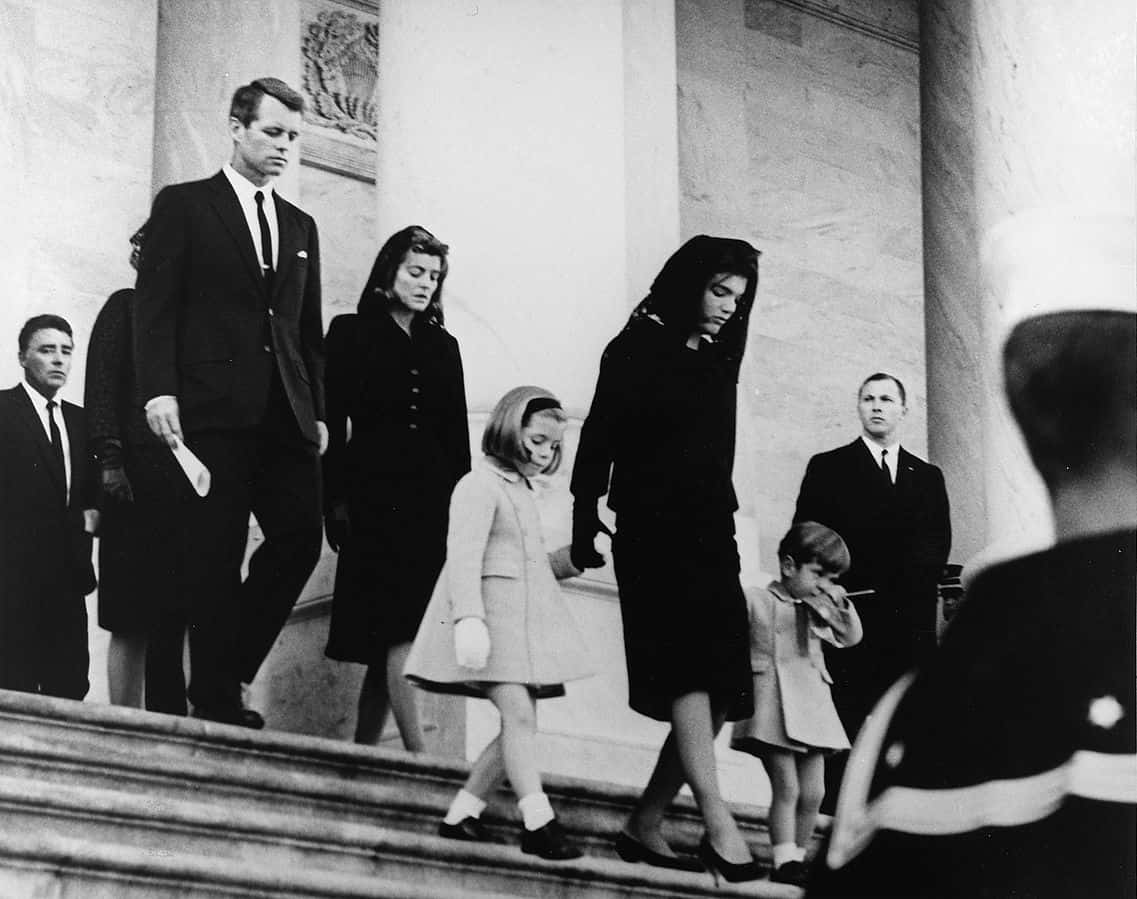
(170, 438, 211, 497)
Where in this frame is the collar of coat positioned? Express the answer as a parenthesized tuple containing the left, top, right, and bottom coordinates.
(481, 456, 524, 483)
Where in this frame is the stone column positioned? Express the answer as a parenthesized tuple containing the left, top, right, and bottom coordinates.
(374, 0, 693, 785)
(920, 0, 1135, 569)
(152, 0, 302, 194)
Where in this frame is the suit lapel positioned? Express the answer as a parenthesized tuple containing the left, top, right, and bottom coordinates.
(206, 172, 264, 286)
(10, 386, 66, 497)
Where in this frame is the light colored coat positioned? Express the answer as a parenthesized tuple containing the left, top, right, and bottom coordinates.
(404, 459, 594, 697)
(732, 582, 863, 751)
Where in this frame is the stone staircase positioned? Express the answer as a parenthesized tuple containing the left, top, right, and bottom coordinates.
(0, 690, 811, 898)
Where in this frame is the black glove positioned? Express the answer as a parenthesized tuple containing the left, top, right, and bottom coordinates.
(325, 505, 351, 553)
(570, 502, 614, 571)
(101, 465, 135, 505)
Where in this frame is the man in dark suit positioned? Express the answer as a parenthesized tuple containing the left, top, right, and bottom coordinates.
(133, 77, 326, 728)
(794, 372, 951, 805)
(0, 314, 97, 699)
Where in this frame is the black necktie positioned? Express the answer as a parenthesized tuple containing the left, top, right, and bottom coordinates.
(255, 190, 274, 293)
(47, 400, 66, 495)
(880, 448, 892, 487)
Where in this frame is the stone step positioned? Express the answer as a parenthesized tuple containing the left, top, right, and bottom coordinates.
(0, 774, 802, 898)
(0, 690, 822, 864)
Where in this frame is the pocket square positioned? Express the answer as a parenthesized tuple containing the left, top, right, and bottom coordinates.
(297, 250, 308, 259)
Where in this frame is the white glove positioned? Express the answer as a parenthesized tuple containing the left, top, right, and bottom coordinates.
(454, 617, 491, 670)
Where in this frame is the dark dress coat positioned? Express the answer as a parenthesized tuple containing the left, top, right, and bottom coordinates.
(794, 439, 951, 735)
(85, 288, 192, 633)
(808, 529, 1136, 899)
(572, 234, 760, 722)
(323, 300, 470, 661)
(0, 385, 95, 699)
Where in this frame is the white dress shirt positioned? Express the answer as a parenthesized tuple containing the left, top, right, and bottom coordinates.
(21, 380, 71, 501)
(861, 435, 900, 484)
(222, 163, 279, 272)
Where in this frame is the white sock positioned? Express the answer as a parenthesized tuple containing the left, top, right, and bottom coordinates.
(772, 842, 798, 868)
(443, 789, 486, 825)
(517, 792, 555, 831)
(792, 845, 807, 862)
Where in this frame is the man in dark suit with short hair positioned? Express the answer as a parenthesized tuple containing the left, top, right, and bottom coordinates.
(133, 77, 326, 728)
(794, 372, 951, 806)
(0, 314, 97, 699)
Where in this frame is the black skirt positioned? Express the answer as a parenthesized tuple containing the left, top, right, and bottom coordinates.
(612, 513, 753, 722)
(97, 443, 193, 632)
(325, 474, 450, 663)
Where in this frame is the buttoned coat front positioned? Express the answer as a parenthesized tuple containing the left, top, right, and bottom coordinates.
(405, 460, 594, 697)
(732, 583, 862, 752)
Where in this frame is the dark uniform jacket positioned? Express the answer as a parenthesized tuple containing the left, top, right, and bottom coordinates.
(809, 529, 1136, 898)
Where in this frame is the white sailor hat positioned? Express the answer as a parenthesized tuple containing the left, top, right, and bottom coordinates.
(983, 209, 1136, 337)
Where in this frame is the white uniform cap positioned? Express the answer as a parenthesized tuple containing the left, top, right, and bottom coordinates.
(983, 209, 1137, 337)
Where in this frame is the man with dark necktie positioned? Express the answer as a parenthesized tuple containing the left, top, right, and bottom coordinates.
(133, 77, 326, 728)
(793, 372, 951, 807)
(0, 315, 97, 699)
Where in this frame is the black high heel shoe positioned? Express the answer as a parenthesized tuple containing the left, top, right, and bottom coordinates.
(613, 831, 705, 873)
(697, 835, 765, 885)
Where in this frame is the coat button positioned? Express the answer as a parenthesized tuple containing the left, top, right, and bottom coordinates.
(410, 368, 420, 376)
(268, 308, 275, 316)
(410, 404, 418, 412)
(263, 344, 272, 353)
(411, 386, 421, 394)
(409, 423, 418, 430)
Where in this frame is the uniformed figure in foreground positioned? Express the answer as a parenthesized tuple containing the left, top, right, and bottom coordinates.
(808, 279, 1136, 896)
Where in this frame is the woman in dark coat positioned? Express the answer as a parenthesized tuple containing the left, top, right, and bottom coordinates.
(84, 227, 191, 715)
(323, 226, 470, 751)
(571, 235, 762, 880)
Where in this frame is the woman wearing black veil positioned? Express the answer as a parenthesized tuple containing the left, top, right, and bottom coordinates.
(571, 235, 762, 881)
(323, 226, 471, 751)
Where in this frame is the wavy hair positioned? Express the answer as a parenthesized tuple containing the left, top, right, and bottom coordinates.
(358, 225, 450, 326)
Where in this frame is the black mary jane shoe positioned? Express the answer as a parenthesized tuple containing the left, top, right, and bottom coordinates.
(770, 860, 809, 886)
(520, 819, 583, 861)
(697, 835, 765, 884)
(613, 831, 705, 873)
(438, 816, 506, 844)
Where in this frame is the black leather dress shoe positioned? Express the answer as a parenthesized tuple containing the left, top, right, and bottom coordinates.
(192, 705, 265, 729)
(520, 819, 583, 861)
(613, 831, 704, 872)
(438, 817, 505, 844)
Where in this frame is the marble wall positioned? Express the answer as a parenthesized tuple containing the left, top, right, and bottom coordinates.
(675, 0, 926, 570)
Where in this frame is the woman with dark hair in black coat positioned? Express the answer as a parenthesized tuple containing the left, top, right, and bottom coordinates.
(571, 235, 763, 881)
(323, 226, 471, 751)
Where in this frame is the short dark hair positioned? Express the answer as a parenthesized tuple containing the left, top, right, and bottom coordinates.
(18, 314, 73, 355)
(1004, 310, 1136, 486)
(778, 521, 851, 575)
(229, 77, 305, 126)
(360, 226, 451, 325)
(482, 386, 568, 476)
(858, 371, 907, 406)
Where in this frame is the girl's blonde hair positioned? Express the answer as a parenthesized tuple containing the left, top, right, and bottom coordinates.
(482, 385, 567, 475)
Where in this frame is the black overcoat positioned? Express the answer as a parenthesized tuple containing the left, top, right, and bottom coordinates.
(322, 306, 470, 659)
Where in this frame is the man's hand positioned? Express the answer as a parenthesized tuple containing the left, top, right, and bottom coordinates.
(83, 509, 101, 536)
(145, 396, 183, 448)
(316, 421, 329, 456)
(454, 617, 491, 670)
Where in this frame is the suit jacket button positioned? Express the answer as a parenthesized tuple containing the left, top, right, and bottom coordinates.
(410, 368, 420, 376)
(263, 344, 272, 353)
(409, 423, 418, 430)
(268, 308, 275, 316)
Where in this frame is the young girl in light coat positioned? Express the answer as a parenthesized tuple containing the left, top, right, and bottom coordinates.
(731, 521, 862, 885)
(405, 386, 599, 860)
